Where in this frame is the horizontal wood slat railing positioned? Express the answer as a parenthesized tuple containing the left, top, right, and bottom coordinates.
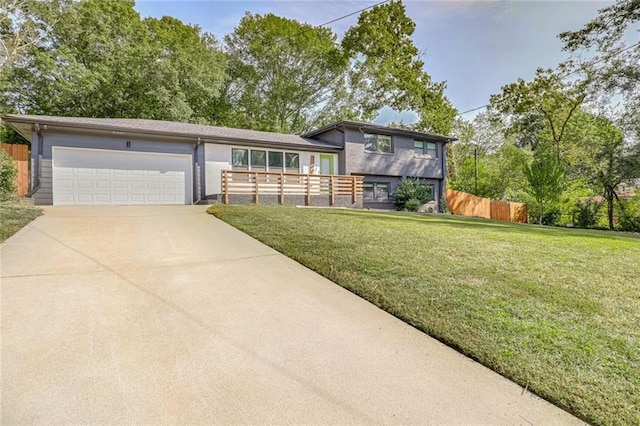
(222, 170, 363, 206)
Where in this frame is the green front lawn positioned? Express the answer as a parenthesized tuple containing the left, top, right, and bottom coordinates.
(0, 199, 42, 243)
(208, 205, 640, 425)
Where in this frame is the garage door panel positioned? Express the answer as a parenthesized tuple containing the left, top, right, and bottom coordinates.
(53, 147, 192, 205)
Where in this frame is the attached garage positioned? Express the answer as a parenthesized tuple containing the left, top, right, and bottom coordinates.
(52, 147, 192, 205)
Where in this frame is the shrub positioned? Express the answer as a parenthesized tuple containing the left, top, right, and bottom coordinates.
(0, 150, 17, 202)
(573, 199, 602, 229)
(405, 198, 421, 212)
(616, 196, 640, 232)
(528, 203, 562, 226)
(393, 178, 434, 210)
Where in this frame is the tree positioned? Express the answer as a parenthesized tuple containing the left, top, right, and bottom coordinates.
(221, 12, 347, 133)
(0, 0, 67, 78)
(523, 148, 565, 225)
(576, 113, 640, 229)
(2, 0, 227, 122)
(489, 68, 586, 162)
(341, 0, 456, 134)
(559, 0, 640, 108)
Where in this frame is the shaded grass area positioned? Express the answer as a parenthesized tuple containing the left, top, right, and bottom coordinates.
(0, 199, 42, 243)
(209, 205, 640, 426)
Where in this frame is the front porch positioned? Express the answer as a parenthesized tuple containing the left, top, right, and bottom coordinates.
(220, 170, 363, 208)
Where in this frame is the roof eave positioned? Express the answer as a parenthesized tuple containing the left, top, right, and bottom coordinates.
(1, 115, 342, 152)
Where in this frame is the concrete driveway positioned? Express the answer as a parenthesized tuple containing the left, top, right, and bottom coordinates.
(1, 206, 582, 424)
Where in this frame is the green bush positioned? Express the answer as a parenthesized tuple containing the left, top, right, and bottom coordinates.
(616, 196, 640, 232)
(393, 178, 434, 210)
(0, 150, 17, 202)
(528, 203, 562, 226)
(405, 198, 421, 212)
(574, 199, 602, 229)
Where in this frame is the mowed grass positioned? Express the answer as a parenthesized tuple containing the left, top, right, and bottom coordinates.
(0, 199, 42, 243)
(208, 205, 640, 425)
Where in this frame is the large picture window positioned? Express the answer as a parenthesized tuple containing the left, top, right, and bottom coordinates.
(414, 140, 437, 157)
(251, 150, 266, 170)
(364, 134, 392, 154)
(268, 151, 283, 170)
(285, 152, 299, 172)
(363, 182, 390, 201)
(232, 148, 248, 169)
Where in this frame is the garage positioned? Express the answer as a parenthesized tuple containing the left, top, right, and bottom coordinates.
(52, 147, 192, 205)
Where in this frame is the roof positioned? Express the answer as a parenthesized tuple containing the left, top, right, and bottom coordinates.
(1, 114, 341, 151)
(302, 120, 457, 143)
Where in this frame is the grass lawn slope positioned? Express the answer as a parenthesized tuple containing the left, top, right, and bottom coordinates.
(208, 205, 640, 425)
(0, 199, 42, 243)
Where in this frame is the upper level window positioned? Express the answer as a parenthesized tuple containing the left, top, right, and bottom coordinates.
(414, 140, 437, 157)
(232, 148, 248, 169)
(364, 133, 392, 154)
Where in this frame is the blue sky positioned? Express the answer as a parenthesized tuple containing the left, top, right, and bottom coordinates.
(135, 0, 618, 124)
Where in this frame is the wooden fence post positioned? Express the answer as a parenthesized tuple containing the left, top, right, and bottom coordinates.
(279, 173, 284, 204)
(352, 176, 357, 204)
(306, 174, 311, 206)
(330, 175, 335, 206)
(254, 171, 259, 204)
(223, 170, 229, 204)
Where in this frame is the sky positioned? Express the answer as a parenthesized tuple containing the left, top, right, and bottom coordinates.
(134, 0, 621, 124)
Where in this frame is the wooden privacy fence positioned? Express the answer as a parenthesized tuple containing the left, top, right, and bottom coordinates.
(446, 189, 528, 223)
(222, 170, 363, 205)
(1, 143, 29, 196)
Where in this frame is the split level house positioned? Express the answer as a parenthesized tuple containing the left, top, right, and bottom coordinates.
(2, 115, 457, 210)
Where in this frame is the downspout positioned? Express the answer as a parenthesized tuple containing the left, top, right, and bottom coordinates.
(193, 137, 202, 204)
(27, 123, 43, 197)
(440, 142, 448, 213)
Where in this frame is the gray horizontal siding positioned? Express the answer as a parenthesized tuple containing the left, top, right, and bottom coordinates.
(343, 128, 445, 178)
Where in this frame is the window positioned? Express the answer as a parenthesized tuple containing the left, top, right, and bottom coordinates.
(364, 133, 392, 154)
(414, 140, 437, 157)
(269, 151, 283, 170)
(363, 182, 390, 201)
(285, 152, 299, 172)
(251, 150, 266, 169)
(232, 148, 248, 169)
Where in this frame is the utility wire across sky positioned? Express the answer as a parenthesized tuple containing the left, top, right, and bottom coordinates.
(457, 41, 640, 117)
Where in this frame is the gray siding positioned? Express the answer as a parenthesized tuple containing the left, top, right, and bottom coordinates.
(31, 131, 197, 205)
(360, 175, 441, 210)
(343, 128, 445, 179)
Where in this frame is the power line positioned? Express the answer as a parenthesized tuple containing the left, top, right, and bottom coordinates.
(258, 0, 390, 49)
(457, 41, 640, 117)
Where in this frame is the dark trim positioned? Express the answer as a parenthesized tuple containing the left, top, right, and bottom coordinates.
(303, 120, 457, 143)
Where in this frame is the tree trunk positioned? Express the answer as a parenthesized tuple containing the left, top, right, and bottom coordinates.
(539, 203, 544, 225)
(606, 190, 614, 230)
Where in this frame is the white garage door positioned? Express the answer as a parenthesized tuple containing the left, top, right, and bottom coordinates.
(53, 147, 192, 205)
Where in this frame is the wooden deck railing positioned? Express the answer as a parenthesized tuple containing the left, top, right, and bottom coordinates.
(221, 170, 363, 206)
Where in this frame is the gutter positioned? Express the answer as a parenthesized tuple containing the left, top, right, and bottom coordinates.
(193, 137, 201, 204)
(2, 116, 341, 152)
(26, 123, 43, 197)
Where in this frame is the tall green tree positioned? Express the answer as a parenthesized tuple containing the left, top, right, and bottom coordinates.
(523, 148, 565, 225)
(575, 113, 640, 229)
(340, 0, 456, 134)
(2, 0, 226, 122)
(559, 0, 640, 109)
(490, 68, 587, 162)
(220, 12, 347, 133)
